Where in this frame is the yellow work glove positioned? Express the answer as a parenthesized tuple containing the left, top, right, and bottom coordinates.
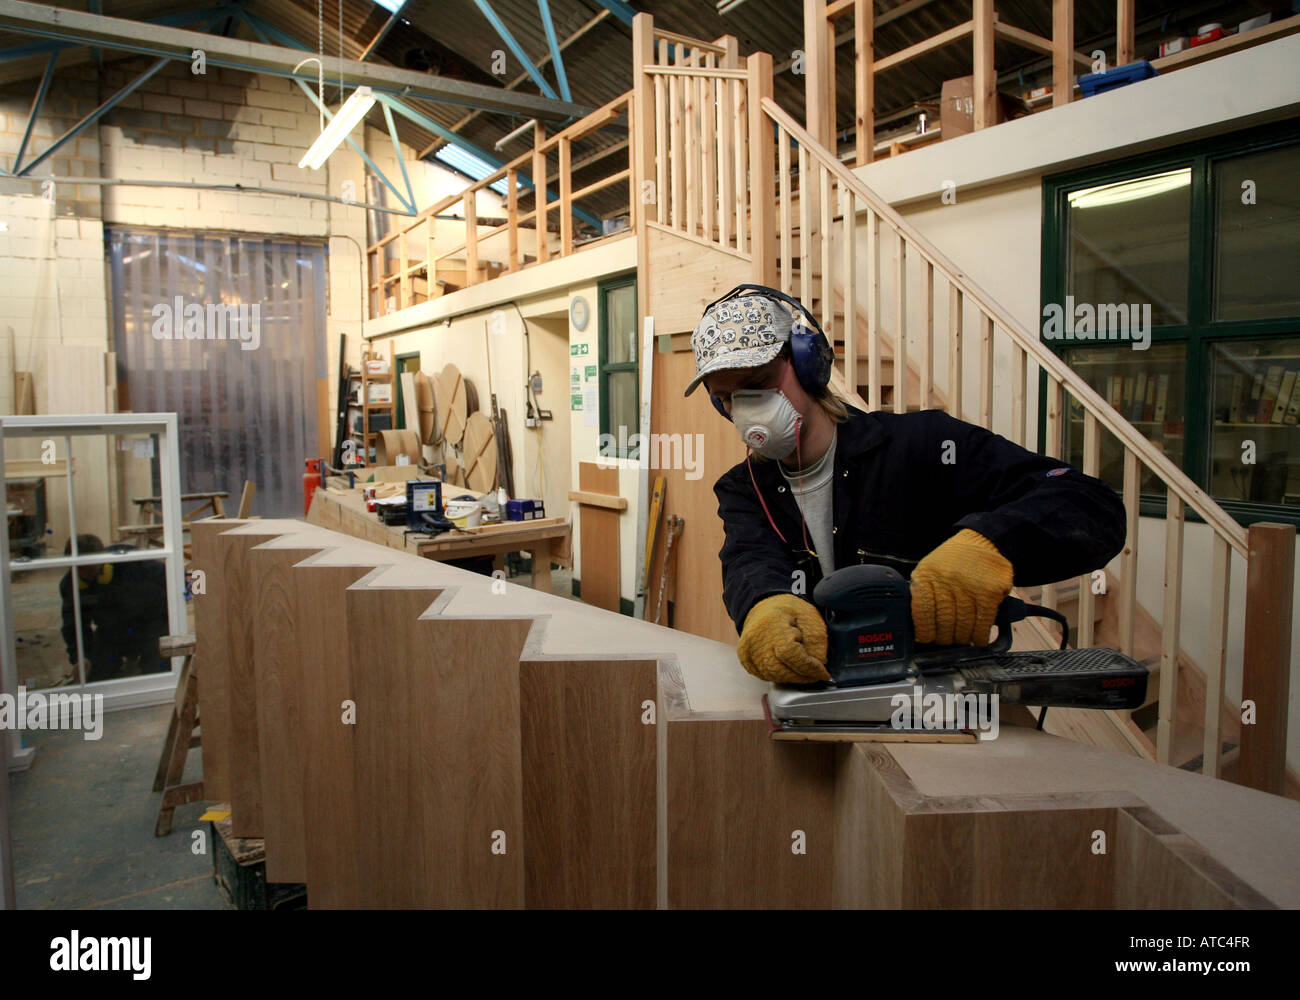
(736, 594, 831, 684)
(910, 528, 1014, 646)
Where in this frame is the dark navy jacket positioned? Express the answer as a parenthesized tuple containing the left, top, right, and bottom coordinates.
(714, 406, 1126, 633)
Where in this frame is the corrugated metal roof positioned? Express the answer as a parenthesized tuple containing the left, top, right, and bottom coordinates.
(0, 0, 1269, 222)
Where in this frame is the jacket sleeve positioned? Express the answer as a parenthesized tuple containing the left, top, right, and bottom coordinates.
(924, 410, 1126, 586)
(715, 470, 804, 634)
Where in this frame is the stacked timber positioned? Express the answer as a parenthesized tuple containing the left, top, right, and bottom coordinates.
(190, 518, 1300, 909)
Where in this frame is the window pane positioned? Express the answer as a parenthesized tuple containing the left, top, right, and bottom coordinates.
(1214, 145, 1300, 321)
(1066, 168, 1191, 326)
(602, 370, 639, 457)
(1064, 343, 1187, 493)
(604, 283, 637, 364)
(1208, 339, 1300, 507)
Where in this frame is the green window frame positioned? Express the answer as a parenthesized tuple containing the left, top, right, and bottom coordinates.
(597, 273, 639, 459)
(1040, 116, 1300, 528)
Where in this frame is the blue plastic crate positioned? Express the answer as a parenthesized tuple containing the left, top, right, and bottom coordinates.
(1079, 60, 1157, 97)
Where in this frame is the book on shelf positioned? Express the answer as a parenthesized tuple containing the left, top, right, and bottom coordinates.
(1153, 373, 1169, 424)
(1228, 372, 1246, 424)
(1271, 369, 1297, 425)
(1286, 376, 1300, 425)
(1131, 372, 1147, 420)
(1247, 372, 1264, 420)
(1257, 365, 1285, 423)
(1106, 374, 1122, 409)
(1143, 377, 1156, 421)
(1122, 375, 1135, 418)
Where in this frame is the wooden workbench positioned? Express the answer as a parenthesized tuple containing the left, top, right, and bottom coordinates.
(189, 518, 1300, 909)
(305, 485, 570, 591)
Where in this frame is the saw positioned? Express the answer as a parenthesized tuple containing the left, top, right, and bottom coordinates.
(764, 564, 1147, 741)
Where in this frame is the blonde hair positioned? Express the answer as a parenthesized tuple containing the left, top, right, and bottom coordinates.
(813, 384, 850, 423)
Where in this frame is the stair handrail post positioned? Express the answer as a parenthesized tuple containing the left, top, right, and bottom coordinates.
(803, 0, 832, 148)
(1239, 522, 1295, 796)
(632, 11, 655, 325)
(746, 51, 777, 286)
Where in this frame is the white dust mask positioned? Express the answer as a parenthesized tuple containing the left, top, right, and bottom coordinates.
(731, 388, 801, 460)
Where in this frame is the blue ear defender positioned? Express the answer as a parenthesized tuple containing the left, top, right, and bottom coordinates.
(700, 284, 834, 421)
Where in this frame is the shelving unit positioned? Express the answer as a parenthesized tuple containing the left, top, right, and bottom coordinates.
(346, 344, 394, 467)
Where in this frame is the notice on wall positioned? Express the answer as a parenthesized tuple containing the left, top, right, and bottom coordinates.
(583, 385, 599, 427)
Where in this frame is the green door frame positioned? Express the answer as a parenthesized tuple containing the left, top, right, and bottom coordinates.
(393, 351, 422, 431)
(597, 272, 639, 459)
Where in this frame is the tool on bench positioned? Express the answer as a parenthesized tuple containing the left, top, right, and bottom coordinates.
(405, 479, 455, 534)
(764, 564, 1147, 739)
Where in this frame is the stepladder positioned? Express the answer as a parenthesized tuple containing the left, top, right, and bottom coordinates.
(152, 634, 203, 836)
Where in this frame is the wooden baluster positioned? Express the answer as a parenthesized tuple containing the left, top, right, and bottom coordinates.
(1202, 534, 1230, 777)
(1118, 448, 1140, 658)
(464, 192, 478, 285)
(921, 259, 934, 409)
(559, 137, 573, 256)
(803, 0, 831, 148)
(745, 52, 776, 284)
(948, 285, 963, 419)
(825, 8, 837, 153)
(702, 61, 716, 244)
(669, 71, 682, 231)
(1041, 378, 1065, 612)
(399, 231, 409, 308)
(819, 167, 832, 339)
(854, 0, 873, 166)
(685, 51, 698, 237)
(1010, 345, 1025, 445)
(778, 127, 792, 294)
(979, 311, 993, 428)
(733, 77, 746, 254)
(507, 167, 518, 272)
(655, 75, 667, 225)
(533, 122, 548, 264)
(717, 75, 728, 244)
(894, 234, 907, 414)
(1076, 411, 1101, 648)
(842, 185, 856, 394)
(798, 145, 811, 303)
(1157, 489, 1185, 765)
(867, 208, 881, 412)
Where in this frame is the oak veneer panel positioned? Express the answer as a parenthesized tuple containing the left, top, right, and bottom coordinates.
(832, 745, 917, 908)
(1113, 807, 1271, 909)
(190, 521, 232, 801)
(577, 462, 621, 612)
(295, 562, 375, 909)
(218, 528, 284, 837)
(347, 587, 532, 907)
(519, 659, 658, 908)
(667, 719, 836, 908)
(248, 547, 322, 884)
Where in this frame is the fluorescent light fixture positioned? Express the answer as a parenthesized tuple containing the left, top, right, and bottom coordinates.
(717, 0, 748, 12)
(1067, 168, 1190, 209)
(299, 86, 376, 170)
(434, 145, 510, 196)
(373, 0, 406, 12)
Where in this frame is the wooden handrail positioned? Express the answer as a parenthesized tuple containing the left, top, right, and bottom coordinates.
(759, 95, 1249, 557)
(644, 65, 748, 80)
(652, 28, 726, 55)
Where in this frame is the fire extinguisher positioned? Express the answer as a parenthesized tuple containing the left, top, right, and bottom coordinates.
(303, 458, 323, 515)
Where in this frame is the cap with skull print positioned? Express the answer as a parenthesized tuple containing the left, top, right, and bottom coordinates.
(683, 293, 792, 397)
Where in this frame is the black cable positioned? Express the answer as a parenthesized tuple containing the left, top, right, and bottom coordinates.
(1036, 706, 1049, 731)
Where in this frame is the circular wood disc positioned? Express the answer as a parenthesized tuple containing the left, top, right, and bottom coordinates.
(437, 364, 467, 445)
(416, 371, 438, 445)
(443, 452, 461, 486)
(376, 429, 420, 467)
(463, 376, 480, 417)
(462, 411, 497, 494)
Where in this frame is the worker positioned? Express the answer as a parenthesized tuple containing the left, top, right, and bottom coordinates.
(686, 285, 1126, 684)
(60, 534, 171, 684)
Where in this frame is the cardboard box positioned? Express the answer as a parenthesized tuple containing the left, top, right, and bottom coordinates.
(940, 76, 1026, 139)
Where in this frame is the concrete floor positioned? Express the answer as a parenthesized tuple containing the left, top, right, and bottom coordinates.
(7, 561, 579, 910)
